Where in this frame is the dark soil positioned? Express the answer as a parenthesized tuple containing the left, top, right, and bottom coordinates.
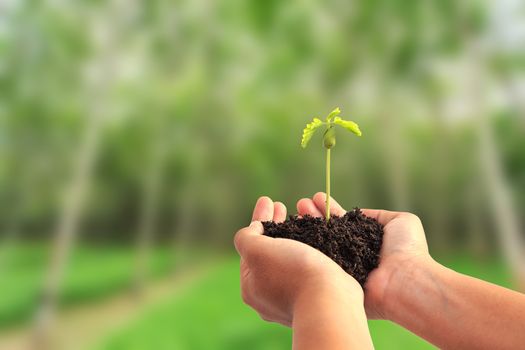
(262, 208, 384, 287)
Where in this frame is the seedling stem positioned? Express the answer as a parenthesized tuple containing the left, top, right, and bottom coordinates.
(300, 108, 361, 221)
(326, 148, 331, 221)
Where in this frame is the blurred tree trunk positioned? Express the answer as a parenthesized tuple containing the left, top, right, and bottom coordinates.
(498, 61, 525, 128)
(467, 39, 525, 290)
(171, 148, 201, 271)
(34, 114, 104, 346)
(465, 175, 488, 257)
(505, 78, 525, 126)
(33, 0, 125, 345)
(477, 114, 525, 289)
(427, 91, 451, 253)
(379, 96, 410, 211)
(134, 114, 167, 294)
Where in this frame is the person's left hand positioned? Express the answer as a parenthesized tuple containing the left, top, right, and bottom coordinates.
(297, 192, 430, 320)
(234, 196, 363, 327)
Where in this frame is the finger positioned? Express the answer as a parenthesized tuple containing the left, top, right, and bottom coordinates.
(252, 196, 274, 222)
(234, 221, 265, 256)
(360, 209, 401, 225)
(273, 202, 287, 223)
(296, 198, 323, 217)
(312, 192, 346, 217)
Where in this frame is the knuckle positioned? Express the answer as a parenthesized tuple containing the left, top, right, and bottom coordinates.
(233, 230, 243, 248)
(234, 227, 250, 251)
(404, 212, 421, 223)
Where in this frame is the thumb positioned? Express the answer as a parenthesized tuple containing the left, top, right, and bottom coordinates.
(234, 221, 264, 256)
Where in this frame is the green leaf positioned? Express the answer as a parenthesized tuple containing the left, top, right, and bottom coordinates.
(326, 107, 341, 122)
(333, 117, 362, 136)
(301, 118, 323, 148)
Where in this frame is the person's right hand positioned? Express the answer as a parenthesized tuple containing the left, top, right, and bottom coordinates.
(297, 192, 431, 320)
(235, 196, 364, 327)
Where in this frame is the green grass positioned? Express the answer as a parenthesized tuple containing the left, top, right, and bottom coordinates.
(97, 258, 292, 350)
(97, 255, 512, 350)
(0, 242, 184, 328)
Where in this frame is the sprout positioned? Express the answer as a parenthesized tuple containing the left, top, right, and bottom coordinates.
(300, 107, 362, 221)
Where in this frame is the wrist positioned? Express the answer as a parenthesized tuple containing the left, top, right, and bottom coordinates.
(293, 275, 364, 323)
(382, 255, 440, 321)
(292, 275, 373, 349)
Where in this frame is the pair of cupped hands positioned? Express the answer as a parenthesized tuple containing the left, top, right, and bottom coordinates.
(234, 192, 429, 326)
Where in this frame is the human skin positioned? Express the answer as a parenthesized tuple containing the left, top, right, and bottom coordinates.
(234, 196, 374, 350)
(297, 192, 525, 350)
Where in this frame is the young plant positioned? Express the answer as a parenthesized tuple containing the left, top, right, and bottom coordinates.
(301, 107, 362, 221)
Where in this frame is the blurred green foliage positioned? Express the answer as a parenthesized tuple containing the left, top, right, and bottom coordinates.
(96, 256, 510, 350)
(0, 244, 181, 327)
(0, 0, 524, 348)
(1, 0, 523, 253)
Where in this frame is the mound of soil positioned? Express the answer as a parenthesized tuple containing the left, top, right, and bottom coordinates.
(262, 208, 384, 287)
